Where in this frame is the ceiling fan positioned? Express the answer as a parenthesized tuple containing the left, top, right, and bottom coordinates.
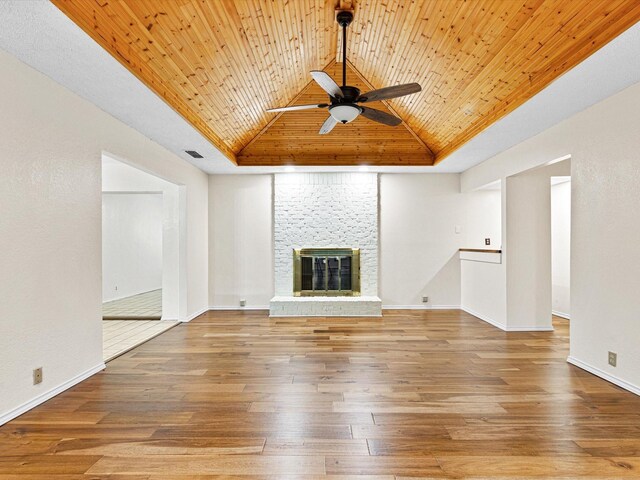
(266, 10, 422, 135)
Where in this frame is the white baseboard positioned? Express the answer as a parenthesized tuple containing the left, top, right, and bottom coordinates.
(552, 310, 571, 320)
(461, 307, 507, 331)
(269, 313, 382, 318)
(567, 356, 640, 396)
(462, 308, 554, 332)
(382, 305, 461, 310)
(183, 306, 213, 322)
(0, 363, 105, 426)
(208, 306, 269, 311)
(506, 325, 555, 332)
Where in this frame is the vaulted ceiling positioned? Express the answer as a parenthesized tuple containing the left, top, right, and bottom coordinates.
(51, 0, 640, 167)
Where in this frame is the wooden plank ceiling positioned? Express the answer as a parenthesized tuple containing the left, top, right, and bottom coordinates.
(52, 0, 640, 167)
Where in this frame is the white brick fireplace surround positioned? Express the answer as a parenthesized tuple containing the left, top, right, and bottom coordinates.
(270, 173, 382, 316)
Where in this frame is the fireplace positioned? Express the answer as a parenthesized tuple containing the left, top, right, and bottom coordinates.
(293, 248, 360, 296)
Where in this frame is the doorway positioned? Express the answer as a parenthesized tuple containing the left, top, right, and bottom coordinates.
(101, 154, 184, 361)
(551, 176, 571, 321)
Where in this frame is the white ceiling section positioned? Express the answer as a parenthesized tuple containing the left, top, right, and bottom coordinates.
(0, 1, 639, 174)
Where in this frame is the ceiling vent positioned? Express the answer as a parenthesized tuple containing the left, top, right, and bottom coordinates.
(185, 150, 204, 159)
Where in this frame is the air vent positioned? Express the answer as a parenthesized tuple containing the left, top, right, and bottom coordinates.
(185, 150, 204, 159)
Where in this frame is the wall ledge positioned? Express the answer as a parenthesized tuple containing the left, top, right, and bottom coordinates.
(568, 356, 640, 397)
(0, 362, 105, 427)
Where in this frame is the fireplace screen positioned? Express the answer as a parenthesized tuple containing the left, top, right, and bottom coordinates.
(293, 248, 360, 296)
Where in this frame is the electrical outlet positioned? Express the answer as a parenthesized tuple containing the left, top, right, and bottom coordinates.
(422, 296, 429, 303)
(485, 238, 491, 245)
(608, 351, 617, 367)
(239, 299, 246, 307)
(33, 367, 43, 385)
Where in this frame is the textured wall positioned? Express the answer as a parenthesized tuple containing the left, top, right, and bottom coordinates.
(209, 175, 273, 307)
(462, 81, 640, 393)
(0, 48, 208, 424)
(102, 193, 163, 302)
(274, 173, 379, 296)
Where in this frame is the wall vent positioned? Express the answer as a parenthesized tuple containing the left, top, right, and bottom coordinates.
(185, 150, 204, 159)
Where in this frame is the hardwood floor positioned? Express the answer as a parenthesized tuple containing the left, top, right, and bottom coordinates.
(2, 310, 640, 478)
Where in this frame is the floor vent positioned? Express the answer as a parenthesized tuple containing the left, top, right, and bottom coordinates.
(185, 150, 204, 158)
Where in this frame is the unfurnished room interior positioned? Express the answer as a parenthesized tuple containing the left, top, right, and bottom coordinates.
(1, 0, 640, 478)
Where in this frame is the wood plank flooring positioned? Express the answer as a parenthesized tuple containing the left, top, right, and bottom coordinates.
(2, 310, 640, 478)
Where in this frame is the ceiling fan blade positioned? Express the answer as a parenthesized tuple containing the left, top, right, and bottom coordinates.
(310, 70, 343, 98)
(319, 115, 338, 135)
(267, 103, 328, 113)
(358, 83, 422, 103)
(360, 107, 403, 126)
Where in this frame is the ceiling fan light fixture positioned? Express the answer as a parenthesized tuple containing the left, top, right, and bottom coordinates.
(329, 104, 360, 124)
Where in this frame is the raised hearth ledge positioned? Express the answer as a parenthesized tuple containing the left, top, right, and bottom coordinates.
(269, 296, 382, 317)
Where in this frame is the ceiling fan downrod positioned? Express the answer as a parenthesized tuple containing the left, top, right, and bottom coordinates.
(336, 10, 353, 87)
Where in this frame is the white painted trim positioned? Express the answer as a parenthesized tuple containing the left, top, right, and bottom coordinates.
(184, 306, 209, 322)
(208, 306, 270, 311)
(552, 310, 570, 320)
(462, 308, 554, 331)
(461, 307, 507, 331)
(0, 363, 105, 426)
(382, 305, 461, 310)
(269, 313, 383, 318)
(505, 325, 555, 332)
(567, 356, 640, 397)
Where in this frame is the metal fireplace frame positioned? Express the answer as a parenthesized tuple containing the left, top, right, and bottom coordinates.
(293, 248, 361, 297)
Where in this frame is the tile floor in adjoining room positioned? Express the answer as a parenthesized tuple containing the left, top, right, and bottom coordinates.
(102, 289, 162, 319)
(102, 319, 178, 362)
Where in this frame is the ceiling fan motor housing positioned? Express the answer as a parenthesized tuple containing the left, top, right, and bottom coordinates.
(338, 85, 360, 102)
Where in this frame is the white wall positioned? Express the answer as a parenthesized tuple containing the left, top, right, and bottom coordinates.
(0, 49, 209, 424)
(208, 175, 273, 308)
(461, 256, 507, 328)
(462, 80, 640, 394)
(102, 193, 163, 302)
(505, 169, 553, 330)
(551, 180, 571, 318)
(208, 173, 503, 309)
(381, 174, 463, 307)
(465, 187, 502, 249)
(380, 174, 502, 307)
